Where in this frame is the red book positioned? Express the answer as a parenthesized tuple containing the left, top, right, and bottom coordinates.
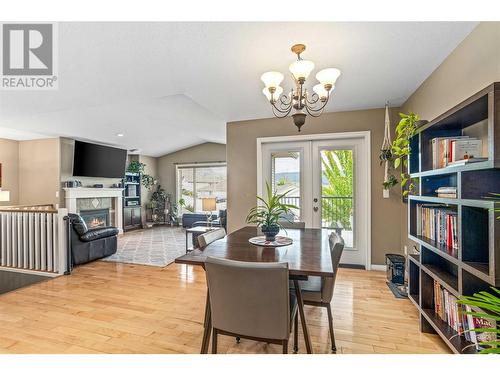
(447, 215, 453, 249)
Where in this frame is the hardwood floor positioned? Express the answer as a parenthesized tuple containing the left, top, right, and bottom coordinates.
(0, 261, 450, 354)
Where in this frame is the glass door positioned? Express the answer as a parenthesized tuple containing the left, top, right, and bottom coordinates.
(261, 141, 312, 225)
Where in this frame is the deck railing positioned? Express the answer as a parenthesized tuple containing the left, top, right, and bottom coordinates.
(279, 196, 353, 230)
(0, 205, 69, 275)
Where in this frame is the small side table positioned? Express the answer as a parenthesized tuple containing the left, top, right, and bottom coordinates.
(185, 226, 216, 253)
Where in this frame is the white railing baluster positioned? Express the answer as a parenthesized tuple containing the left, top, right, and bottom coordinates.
(0, 208, 68, 276)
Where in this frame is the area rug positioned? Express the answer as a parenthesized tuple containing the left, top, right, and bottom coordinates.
(103, 226, 186, 267)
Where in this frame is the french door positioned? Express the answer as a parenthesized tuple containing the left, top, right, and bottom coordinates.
(259, 133, 370, 268)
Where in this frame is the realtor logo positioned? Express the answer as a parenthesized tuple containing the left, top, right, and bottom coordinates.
(1, 23, 58, 90)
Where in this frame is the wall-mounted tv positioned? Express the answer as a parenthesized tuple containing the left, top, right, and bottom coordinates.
(73, 140, 127, 178)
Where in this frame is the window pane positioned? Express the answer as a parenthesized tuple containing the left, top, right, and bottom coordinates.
(195, 166, 227, 212)
(178, 168, 195, 215)
(271, 151, 300, 221)
(320, 149, 354, 248)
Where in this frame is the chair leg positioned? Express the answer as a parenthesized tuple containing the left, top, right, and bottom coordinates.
(293, 313, 298, 353)
(212, 328, 218, 354)
(282, 339, 288, 354)
(326, 304, 336, 352)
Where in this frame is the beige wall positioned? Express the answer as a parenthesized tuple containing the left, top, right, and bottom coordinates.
(0, 138, 20, 206)
(18, 138, 61, 207)
(227, 109, 402, 265)
(400, 22, 500, 251)
(137, 154, 158, 222)
(157, 142, 226, 200)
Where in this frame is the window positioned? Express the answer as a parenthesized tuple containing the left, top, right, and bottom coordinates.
(176, 163, 227, 215)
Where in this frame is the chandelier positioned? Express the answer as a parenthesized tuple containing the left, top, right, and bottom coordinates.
(261, 44, 341, 131)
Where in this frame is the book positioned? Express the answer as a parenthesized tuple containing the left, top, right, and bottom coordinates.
(416, 204, 458, 255)
(436, 186, 457, 199)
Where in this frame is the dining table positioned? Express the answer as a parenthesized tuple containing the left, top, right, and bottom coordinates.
(174, 226, 335, 354)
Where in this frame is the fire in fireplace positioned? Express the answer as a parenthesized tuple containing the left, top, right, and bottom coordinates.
(80, 209, 110, 228)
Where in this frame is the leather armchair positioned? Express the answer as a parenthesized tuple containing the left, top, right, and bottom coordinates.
(67, 213, 118, 265)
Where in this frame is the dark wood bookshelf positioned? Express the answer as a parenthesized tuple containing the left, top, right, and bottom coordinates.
(408, 82, 500, 354)
(123, 172, 142, 231)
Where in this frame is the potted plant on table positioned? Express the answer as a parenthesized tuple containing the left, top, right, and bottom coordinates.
(246, 182, 298, 242)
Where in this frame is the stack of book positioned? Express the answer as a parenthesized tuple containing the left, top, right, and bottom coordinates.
(431, 136, 485, 169)
(434, 281, 463, 333)
(416, 204, 458, 256)
(436, 186, 457, 198)
(434, 281, 496, 350)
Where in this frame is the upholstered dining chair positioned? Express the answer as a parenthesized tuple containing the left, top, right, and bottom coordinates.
(298, 231, 344, 352)
(197, 228, 226, 248)
(204, 257, 298, 354)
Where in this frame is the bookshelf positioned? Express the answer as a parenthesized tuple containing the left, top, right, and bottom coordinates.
(123, 172, 142, 231)
(407, 82, 500, 354)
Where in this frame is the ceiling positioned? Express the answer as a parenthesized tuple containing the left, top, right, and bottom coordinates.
(0, 22, 477, 156)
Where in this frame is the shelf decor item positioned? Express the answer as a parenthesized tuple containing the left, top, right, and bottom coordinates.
(248, 235, 293, 247)
(246, 182, 298, 242)
(260, 44, 341, 131)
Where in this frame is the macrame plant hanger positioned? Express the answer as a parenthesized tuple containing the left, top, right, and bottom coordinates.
(382, 101, 392, 198)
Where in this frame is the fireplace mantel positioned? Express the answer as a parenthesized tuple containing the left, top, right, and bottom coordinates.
(64, 188, 124, 233)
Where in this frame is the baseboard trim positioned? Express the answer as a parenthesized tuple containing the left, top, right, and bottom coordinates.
(370, 264, 387, 271)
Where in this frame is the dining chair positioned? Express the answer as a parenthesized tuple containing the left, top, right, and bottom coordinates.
(279, 221, 306, 229)
(197, 228, 226, 248)
(204, 256, 298, 354)
(298, 231, 344, 352)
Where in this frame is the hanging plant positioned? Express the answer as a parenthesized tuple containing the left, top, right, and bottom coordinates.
(391, 112, 421, 196)
(382, 174, 398, 190)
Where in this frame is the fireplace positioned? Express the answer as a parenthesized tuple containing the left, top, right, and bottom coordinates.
(80, 209, 110, 228)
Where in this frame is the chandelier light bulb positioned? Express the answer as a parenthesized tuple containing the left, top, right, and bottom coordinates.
(316, 68, 341, 87)
(262, 86, 283, 102)
(260, 71, 284, 89)
(313, 84, 330, 101)
(289, 59, 315, 82)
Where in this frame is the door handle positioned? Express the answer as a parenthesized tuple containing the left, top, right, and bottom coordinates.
(313, 206, 318, 212)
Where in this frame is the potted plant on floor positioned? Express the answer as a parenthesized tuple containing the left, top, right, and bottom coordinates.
(246, 182, 298, 241)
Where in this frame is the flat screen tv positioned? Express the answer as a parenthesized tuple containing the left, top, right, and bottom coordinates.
(73, 140, 127, 178)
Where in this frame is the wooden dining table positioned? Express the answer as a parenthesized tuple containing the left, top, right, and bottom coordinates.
(174, 226, 335, 354)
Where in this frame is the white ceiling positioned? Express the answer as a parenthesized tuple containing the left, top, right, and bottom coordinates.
(0, 22, 477, 156)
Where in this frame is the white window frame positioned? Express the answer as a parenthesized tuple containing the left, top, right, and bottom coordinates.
(175, 162, 227, 213)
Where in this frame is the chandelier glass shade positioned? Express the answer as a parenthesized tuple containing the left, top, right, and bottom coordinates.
(261, 44, 341, 131)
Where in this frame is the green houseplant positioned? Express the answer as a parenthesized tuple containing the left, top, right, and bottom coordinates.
(127, 161, 156, 190)
(391, 112, 421, 196)
(246, 182, 298, 241)
(457, 287, 500, 354)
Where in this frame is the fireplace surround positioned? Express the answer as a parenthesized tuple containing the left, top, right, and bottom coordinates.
(64, 188, 124, 233)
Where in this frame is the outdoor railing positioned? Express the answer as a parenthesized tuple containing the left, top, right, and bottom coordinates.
(279, 195, 353, 230)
